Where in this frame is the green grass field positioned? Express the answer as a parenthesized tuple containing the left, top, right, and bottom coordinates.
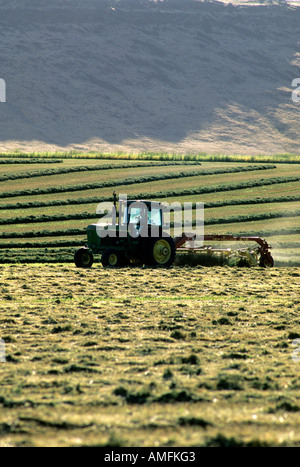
(0, 153, 299, 266)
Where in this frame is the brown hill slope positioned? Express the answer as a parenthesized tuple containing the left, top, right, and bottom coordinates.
(0, 0, 299, 155)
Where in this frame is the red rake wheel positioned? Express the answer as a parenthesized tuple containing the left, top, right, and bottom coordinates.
(259, 253, 274, 268)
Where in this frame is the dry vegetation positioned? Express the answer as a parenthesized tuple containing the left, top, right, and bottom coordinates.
(0, 264, 299, 447)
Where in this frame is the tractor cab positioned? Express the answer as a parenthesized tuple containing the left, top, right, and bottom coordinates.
(120, 199, 164, 231)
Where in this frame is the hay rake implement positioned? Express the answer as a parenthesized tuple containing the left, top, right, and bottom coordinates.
(175, 234, 274, 268)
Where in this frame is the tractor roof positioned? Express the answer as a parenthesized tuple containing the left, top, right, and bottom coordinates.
(121, 199, 163, 207)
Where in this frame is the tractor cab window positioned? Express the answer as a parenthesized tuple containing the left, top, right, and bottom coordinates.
(129, 207, 144, 224)
(129, 206, 162, 227)
(123, 203, 162, 227)
(149, 207, 162, 226)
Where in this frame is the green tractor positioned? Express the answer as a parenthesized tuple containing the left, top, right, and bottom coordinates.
(74, 195, 176, 268)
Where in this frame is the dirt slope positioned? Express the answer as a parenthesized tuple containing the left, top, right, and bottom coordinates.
(0, 0, 299, 155)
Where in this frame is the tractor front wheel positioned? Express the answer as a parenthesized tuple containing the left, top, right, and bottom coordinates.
(101, 248, 124, 268)
(74, 248, 94, 269)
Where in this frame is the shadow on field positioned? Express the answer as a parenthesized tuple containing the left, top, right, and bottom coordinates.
(0, 0, 300, 153)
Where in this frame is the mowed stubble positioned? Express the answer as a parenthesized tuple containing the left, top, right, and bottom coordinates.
(0, 263, 299, 447)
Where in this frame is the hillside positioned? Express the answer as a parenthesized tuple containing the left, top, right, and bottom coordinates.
(0, 0, 300, 155)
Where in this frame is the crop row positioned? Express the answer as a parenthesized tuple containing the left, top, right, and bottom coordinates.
(170, 211, 300, 230)
(1, 190, 298, 214)
(0, 151, 299, 163)
(1, 239, 299, 252)
(273, 242, 300, 249)
(0, 229, 86, 239)
(1, 205, 300, 228)
(1, 225, 299, 241)
(1, 210, 299, 241)
(0, 160, 201, 183)
(204, 210, 300, 227)
(0, 212, 98, 225)
(125, 176, 300, 202)
(0, 240, 85, 249)
(0, 159, 63, 165)
(0, 248, 75, 264)
(0, 165, 276, 199)
(0, 248, 299, 267)
(188, 195, 300, 211)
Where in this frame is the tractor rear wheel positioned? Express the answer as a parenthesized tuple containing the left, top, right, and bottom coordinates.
(74, 248, 94, 269)
(146, 236, 176, 267)
(101, 248, 124, 268)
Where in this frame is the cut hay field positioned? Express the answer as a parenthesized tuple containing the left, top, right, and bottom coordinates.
(0, 153, 299, 266)
(0, 264, 299, 447)
(0, 154, 299, 448)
